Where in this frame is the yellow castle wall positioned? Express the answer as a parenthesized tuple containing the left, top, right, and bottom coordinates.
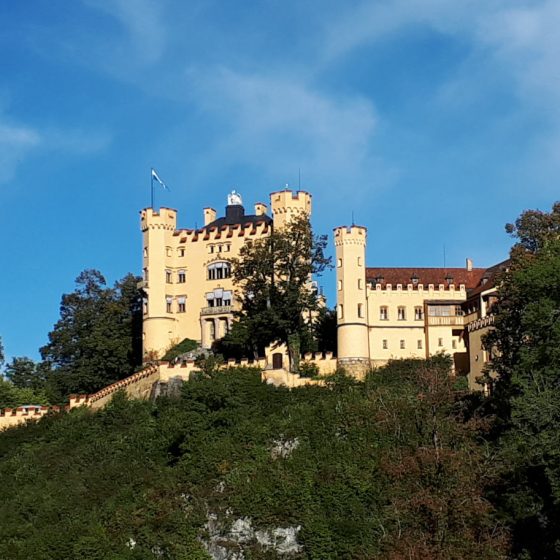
(141, 190, 312, 359)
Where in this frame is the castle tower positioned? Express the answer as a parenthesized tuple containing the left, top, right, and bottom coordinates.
(140, 207, 178, 358)
(334, 225, 370, 377)
(270, 189, 312, 229)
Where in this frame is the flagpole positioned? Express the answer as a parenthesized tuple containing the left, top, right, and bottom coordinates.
(150, 168, 154, 209)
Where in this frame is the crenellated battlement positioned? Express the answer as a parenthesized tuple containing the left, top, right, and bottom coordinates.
(140, 207, 177, 232)
(270, 190, 312, 228)
(333, 225, 367, 246)
(368, 282, 467, 293)
(0, 350, 335, 430)
(169, 220, 271, 244)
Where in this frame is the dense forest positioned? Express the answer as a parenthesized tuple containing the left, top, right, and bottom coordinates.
(0, 359, 506, 559)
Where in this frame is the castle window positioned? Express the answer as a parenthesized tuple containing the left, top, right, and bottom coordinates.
(209, 245, 215, 254)
(358, 278, 363, 289)
(382, 339, 388, 349)
(417, 339, 422, 349)
(166, 297, 173, 313)
(400, 340, 405, 349)
(177, 296, 186, 313)
(166, 247, 172, 257)
(178, 270, 186, 283)
(166, 270, 172, 283)
(380, 306, 388, 320)
(206, 289, 232, 308)
(207, 262, 231, 280)
(397, 306, 406, 320)
(143, 268, 148, 281)
(142, 297, 148, 315)
(337, 258, 342, 267)
(178, 247, 185, 257)
(438, 338, 443, 347)
(143, 247, 148, 258)
(414, 306, 424, 320)
(218, 245, 223, 253)
(358, 303, 363, 318)
(338, 280, 342, 291)
(225, 244, 230, 252)
(338, 304, 343, 319)
(357, 257, 362, 266)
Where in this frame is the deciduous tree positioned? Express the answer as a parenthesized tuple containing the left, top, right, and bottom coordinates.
(40, 270, 143, 397)
(484, 202, 560, 558)
(229, 213, 331, 370)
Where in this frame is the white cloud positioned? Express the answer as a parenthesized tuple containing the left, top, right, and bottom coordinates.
(0, 111, 111, 185)
(0, 122, 41, 184)
(189, 68, 394, 204)
(83, 0, 167, 65)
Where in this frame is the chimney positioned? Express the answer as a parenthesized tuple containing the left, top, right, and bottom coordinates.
(254, 202, 268, 216)
(466, 258, 473, 272)
(204, 207, 216, 226)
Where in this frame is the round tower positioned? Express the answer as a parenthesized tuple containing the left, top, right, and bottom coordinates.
(270, 190, 312, 229)
(140, 207, 178, 359)
(334, 225, 370, 377)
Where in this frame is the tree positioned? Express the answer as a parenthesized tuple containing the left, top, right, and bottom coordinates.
(483, 201, 560, 558)
(0, 337, 4, 369)
(369, 357, 508, 559)
(40, 270, 143, 398)
(230, 213, 331, 370)
(4, 357, 47, 389)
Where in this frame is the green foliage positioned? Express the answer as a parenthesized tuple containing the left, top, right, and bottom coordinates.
(0, 361, 507, 558)
(297, 361, 319, 378)
(484, 201, 560, 559)
(5, 356, 48, 389)
(313, 307, 337, 354)
(230, 213, 331, 369)
(0, 378, 50, 408)
(162, 338, 198, 362)
(40, 270, 143, 399)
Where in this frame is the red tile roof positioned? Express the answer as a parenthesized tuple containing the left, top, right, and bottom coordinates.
(365, 267, 487, 290)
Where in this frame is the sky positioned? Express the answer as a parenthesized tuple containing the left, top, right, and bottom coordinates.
(0, 0, 558, 362)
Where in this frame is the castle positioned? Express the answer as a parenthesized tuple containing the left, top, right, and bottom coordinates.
(141, 187, 502, 390)
(140, 189, 312, 359)
(0, 186, 504, 430)
(334, 224, 505, 390)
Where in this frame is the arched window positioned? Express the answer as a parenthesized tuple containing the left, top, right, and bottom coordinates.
(207, 261, 231, 280)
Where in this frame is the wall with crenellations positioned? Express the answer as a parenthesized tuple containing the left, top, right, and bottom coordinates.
(0, 351, 337, 430)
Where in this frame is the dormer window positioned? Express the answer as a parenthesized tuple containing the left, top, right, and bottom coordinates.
(445, 274, 454, 285)
(411, 274, 419, 285)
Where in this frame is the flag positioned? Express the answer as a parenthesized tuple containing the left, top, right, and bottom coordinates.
(151, 168, 169, 191)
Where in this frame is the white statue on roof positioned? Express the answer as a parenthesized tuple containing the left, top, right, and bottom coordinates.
(228, 189, 243, 206)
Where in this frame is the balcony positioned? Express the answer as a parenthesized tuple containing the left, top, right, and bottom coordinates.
(137, 280, 148, 290)
(467, 314, 495, 333)
(200, 305, 233, 316)
(427, 315, 465, 327)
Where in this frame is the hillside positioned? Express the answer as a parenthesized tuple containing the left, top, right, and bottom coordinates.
(0, 359, 507, 559)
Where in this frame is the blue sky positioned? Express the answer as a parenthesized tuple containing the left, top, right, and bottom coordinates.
(0, 0, 558, 362)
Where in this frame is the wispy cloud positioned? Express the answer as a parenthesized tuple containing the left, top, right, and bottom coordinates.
(0, 110, 111, 185)
(0, 121, 41, 184)
(82, 0, 167, 65)
(188, 67, 394, 204)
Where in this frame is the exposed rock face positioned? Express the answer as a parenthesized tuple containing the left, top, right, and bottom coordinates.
(202, 513, 302, 559)
(270, 437, 300, 459)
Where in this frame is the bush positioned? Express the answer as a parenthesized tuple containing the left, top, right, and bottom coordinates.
(162, 338, 198, 361)
(298, 361, 320, 378)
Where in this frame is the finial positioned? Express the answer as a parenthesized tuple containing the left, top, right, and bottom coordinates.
(227, 190, 243, 206)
